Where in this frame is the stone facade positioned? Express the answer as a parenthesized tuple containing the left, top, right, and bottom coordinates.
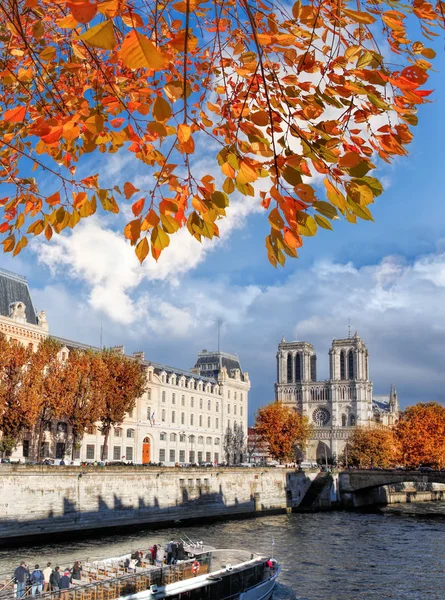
(0, 269, 250, 465)
(275, 333, 399, 461)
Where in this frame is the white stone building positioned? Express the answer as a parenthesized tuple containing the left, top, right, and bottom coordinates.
(0, 269, 250, 465)
(275, 333, 399, 461)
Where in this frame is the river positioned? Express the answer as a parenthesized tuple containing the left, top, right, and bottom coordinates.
(1, 504, 445, 599)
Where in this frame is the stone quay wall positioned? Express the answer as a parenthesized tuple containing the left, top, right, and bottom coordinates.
(0, 466, 322, 545)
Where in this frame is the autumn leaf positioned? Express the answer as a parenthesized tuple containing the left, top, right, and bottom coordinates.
(79, 20, 116, 50)
(153, 96, 172, 122)
(119, 30, 167, 70)
(3, 106, 26, 123)
(135, 237, 149, 263)
(67, 1, 97, 24)
(124, 182, 140, 199)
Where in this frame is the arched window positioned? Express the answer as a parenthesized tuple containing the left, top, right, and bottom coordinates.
(340, 351, 346, 380)
(295, 353, 302, 381)
(198, 436, 204, 444)
(349, 414, 356, 426)
(287, 354, 293, 382)
(189, 435, 195, 443)
(311, 355, 317, 381)
(170, 433, 176, 442)
(215, 438, 220, 445)
(348, 350, 354, 380)
(341, 414, 347, 427)
(206, 437, 212, 444)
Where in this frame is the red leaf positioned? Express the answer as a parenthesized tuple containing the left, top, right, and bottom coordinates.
(46, 191, 61, 206)
(110, 117, 126, 128)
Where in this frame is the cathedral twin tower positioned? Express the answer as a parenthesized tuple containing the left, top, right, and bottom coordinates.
(275, 332, 397, 460)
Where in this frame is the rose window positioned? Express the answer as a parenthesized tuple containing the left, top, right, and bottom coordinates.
(312, 408, 330, 426)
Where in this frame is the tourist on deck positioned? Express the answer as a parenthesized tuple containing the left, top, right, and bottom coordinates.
(49, 567, 61, 592)
(71, 562, 82, 582)
(177, 543, 185, 561)
(155, 545, 164, 567)
(127, 558, 136, 573)
(166, 542, 173, 565)
(59, 572, 71, 600)
(14, 561, 29, 599)
(149, 545, 157, 565)
(30, 565, 44, 596)
(43, 563, 52, 592)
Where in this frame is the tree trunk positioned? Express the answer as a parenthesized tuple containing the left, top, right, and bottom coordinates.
(102, 426, 110, 461)
(71, 429, 77, 460)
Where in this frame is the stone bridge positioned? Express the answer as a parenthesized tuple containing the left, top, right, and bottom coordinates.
(338, 470, 445, 507)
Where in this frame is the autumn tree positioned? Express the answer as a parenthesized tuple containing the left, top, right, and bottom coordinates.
(0, 0, 444, 264)
(28, 337, 69, 461)
(255, 401, 312, 463)
(395, 402, 445, 469)
(0, 334, 41, 453)
(97, 350, 146, 460)
(59, 349, 108, 459)
(346, 426, 400, 468)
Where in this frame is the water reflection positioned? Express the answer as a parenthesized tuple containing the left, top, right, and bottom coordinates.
(1, 505, 445, 599)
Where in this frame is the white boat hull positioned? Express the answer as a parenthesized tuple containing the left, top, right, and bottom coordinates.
(240, 568, 280, 600)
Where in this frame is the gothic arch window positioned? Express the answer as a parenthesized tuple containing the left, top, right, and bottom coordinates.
(287, 354, 293, 383)
(340, 351, 346, 380)
(341, 414, 347, 427)
(295, 353, 302, 381)
(348, 350, 354, 380)
(310, 354, 317, 381)
(349, 414, 356, 426)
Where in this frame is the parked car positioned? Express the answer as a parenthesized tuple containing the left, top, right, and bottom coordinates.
(298, 461, 319, 470)
(0, 457, 11, 464)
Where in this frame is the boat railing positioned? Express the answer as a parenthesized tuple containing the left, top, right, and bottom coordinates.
(0, 557, 212, 600)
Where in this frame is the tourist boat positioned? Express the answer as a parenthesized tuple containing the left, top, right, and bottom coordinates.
(1, 541, 280, 600)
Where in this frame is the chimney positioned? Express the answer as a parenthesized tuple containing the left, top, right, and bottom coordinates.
(133, 351, 145, 361)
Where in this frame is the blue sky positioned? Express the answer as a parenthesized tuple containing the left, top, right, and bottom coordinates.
(1, 50, 445, 425)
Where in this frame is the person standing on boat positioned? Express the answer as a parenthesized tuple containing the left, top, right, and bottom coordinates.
(155, 545, 164, 567)
(166, 542, 173, 565)
(59, 571, 71, 600)
(71, 562, 82, 582)
(30, 565, 44, 596)
(49, 567, 61, 592)
(150, 545, 157, 565)
(42, 563, 52, 592)
(14, 561, 29, 599)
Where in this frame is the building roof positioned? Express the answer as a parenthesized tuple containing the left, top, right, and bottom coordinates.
(0, 269, 38, 325)
(193, 350, 243, 379)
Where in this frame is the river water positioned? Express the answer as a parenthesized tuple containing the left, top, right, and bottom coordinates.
(1, 504, 445, 600)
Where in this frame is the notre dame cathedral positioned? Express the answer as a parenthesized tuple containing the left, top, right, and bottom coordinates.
(275, 332, 399, 462)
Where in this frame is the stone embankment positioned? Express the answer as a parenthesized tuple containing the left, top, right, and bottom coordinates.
(1, 466, 445, 544)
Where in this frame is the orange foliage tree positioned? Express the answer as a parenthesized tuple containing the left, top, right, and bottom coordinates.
(0, 0, 444, 264)
(346, 426, 400, 468)
(395, 402, 445, 469)
(0, 334, 42, 452)
(59, 348, 108, 459)
(255, 401, 311, 462)
(97, 350, 146, 460)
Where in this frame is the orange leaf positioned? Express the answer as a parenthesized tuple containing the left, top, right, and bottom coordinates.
(124, 182, 140, 199)
(46, 191, 61, 206)
(3, 106, 26, 123)
(178, 123, 191, 143)
(124, 218, 141, 244)
(67, 1, 97, 24)
(135, 237, 149, 264)
(132, 197, 145, 217)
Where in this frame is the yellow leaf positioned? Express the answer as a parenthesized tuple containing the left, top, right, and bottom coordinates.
(135, 237, 149, 264)
(119, 30, 167, 70)
(324, 178, 346, 211)
(343, 8, 376, 24)
(314, 214, 333, 230)
(269, 208, 284, 231)
(79, 20, 116, 50)
(39, 46, 56, 61)
(151, 225, 170, 251)
(153, 96, 172, 122)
